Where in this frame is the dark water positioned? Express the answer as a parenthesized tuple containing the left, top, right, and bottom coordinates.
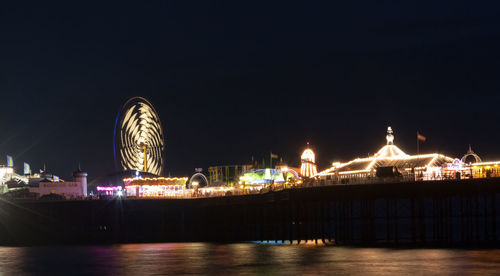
(1, 243, 500, 275)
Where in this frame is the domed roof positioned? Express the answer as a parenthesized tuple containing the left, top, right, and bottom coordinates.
(374, 145, 408, 158)
(374, 126, 408, 158)
(301, 149, 315, 162)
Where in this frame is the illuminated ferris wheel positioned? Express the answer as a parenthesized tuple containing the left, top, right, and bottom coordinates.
(113, 97, 165, 175)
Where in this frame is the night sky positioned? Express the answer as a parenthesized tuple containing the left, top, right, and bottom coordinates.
(1, 1, 500, 183)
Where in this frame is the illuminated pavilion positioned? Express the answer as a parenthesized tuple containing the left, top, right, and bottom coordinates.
(124, 176, 188, 198)
(315, 127, 455, 184)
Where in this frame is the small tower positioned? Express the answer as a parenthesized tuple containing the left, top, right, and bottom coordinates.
(300, 142, 317, 178)
(386, 126, 394, 145)
(73, 164, 88, 196)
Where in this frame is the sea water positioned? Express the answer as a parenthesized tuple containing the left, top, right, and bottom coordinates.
(1, 243, 500, 275)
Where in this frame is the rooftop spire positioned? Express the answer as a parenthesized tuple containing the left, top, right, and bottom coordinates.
(386, 126, 394, 145)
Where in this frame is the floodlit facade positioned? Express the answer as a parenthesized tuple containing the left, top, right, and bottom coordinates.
(471, 161, 500, 178)
(0, 166, 18, 193)
(316, 127, 455, 185)
(29, 181, 85, 198)
(29, 170, 88, 198)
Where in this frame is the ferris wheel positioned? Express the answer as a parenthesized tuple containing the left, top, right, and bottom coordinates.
(113, 97, 165, 175)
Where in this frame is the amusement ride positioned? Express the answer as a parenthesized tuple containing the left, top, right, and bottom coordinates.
(113, 97, 165, 176)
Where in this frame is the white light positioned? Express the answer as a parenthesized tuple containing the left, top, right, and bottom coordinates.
(301, 148, 317, 177)
(117, 191, 123, 197)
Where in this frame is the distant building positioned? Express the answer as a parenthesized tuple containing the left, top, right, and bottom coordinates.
(29, 169, 87, 199)
(208, 164, 256, 186)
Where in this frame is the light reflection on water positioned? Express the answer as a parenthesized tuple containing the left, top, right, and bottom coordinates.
(1, 243, 500, 275)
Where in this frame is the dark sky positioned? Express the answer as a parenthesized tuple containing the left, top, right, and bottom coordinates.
(1, 1, 500, 182)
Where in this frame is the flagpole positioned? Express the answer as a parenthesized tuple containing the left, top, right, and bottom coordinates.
(270, 152, 272, 169)
(417, 131, 419, 155)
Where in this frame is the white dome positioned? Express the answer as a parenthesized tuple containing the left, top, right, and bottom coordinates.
(301, 149, 315, 162)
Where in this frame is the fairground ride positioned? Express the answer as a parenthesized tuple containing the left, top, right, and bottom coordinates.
(113, 97, 165, 176)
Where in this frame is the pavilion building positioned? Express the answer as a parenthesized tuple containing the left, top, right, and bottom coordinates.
(124, 176, 188, 198)
(315, 127, 455, 185)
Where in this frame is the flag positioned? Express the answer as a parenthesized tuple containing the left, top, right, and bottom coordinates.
(270, 152, 278, 159)
(417, 132, 426, 142)
(6, 155, 13, 167)
(23, 162, 30, 175)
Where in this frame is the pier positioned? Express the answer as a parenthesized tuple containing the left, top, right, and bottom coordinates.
(0, 177, 499, 246)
